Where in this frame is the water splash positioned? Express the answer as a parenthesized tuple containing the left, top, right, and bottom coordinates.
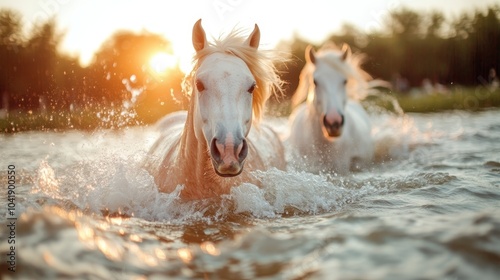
(32, 160, 60, 199)
(27, 106, 431, 223)
(93, 76, 145, 129)
(230, 169, 370, 218)
(30, 157, 382, 224)
(122, 76, 144, 106)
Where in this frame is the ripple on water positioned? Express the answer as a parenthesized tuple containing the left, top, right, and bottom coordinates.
(3, 111, 500, 279)
(0, 206, 193, 279)
(484, 161, 500, 168)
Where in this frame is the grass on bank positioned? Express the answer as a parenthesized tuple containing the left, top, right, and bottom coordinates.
(0, 109, 137, 133)
(1, 87, 499, 133)
(393, 86, 500, 113)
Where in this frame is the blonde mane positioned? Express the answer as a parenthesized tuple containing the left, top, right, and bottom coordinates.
(183, 29, 284, 123)
(292, 43, 384, 108)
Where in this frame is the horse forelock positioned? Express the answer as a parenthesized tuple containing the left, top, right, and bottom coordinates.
(317, 46, 373, 101)
(182, 29, 284, 124)
(292, 43, 380, 108)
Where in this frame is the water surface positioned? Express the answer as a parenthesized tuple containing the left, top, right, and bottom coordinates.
(1, 109, 499, 279)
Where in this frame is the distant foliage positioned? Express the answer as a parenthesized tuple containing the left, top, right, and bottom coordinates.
(0, 9, 184, 119)
(278, 5, 500, 97)
(0, 5, 499, 115)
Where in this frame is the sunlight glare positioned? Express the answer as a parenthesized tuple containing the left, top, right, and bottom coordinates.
(200, 241, 220, 256)
(177, 248, 193, 263)
(149, 52, 177, 73)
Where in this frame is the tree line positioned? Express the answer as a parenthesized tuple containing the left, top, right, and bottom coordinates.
(0, 9, 184, 122)
(279, 5, 499, 98)
(0, 5, 498, 121)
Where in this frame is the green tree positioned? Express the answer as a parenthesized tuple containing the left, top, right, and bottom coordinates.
(427, 11, 446, 38)
(470, 7, 500, 84)
(385, 8, 423, 38)
(22, 19, 64, 110)
(0, 9, 24, 110)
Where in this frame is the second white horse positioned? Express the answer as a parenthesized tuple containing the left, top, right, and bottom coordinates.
(288, 44, 378, 174)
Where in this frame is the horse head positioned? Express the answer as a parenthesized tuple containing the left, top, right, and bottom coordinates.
(190, 19, 261, 177)
(305, 44, 351, 139)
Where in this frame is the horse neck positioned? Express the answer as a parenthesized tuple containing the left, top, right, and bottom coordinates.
(180, 99, 207, 173)
(177, 98, 222, 195)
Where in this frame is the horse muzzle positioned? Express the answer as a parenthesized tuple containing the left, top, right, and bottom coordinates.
(210, 136, 248, 177)
(322, 113, 344, 138)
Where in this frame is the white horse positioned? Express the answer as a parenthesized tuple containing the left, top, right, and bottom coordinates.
(145, 19, 285, 200)
(288, 44, 380, 174)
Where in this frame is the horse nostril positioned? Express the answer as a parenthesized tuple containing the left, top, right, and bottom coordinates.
(323, 115, 329, 127)
(323, 114, 344, 129)
(210, 138, 221, 162)
(238, 139, 248, 162)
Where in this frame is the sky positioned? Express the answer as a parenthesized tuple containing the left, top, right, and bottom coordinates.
(0, 0, 497, 71)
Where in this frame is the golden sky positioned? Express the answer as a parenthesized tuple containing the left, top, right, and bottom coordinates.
(1, 0, 496, 71)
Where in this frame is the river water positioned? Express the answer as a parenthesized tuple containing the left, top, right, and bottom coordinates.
(1, 109, 499, 279)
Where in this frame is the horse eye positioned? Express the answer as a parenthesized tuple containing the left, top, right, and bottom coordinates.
(343, 79, 347, 85)
(313, 79, 318, 86)
(247, 83, 256, 94)
(195, 80, 205, 92)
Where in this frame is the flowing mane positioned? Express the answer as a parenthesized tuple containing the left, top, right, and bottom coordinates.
(292, 43, 384, 108)
(183, 29, 284, 123)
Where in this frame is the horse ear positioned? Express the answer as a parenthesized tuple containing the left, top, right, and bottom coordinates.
(245, 24, 260, 49)
(192, 19, 207, 52)
(341, 44, 351, 61)
(305, 45, 316, 64)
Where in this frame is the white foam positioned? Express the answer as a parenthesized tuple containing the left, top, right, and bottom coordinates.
(28, 113, 428, 223)
(232, 169, 354, 217)
(31, 157, 382, 223)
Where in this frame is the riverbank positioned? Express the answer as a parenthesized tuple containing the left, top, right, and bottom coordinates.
(1, 87, 499, 133)
(394, 86, 500, 113)
(0, 108, 140, 133)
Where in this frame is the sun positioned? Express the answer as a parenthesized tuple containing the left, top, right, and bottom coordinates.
(149, 52, 178, 73)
